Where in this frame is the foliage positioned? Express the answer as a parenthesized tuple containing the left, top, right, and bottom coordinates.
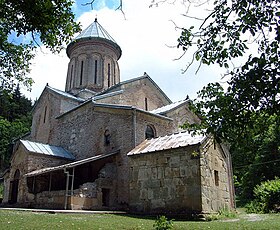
(0, 87, 32, 171)
(246, 178, 280, 213)
(206, 207, 238, 221)
(0, 183, 3, 199)
(0, 0, 81, 91)
(177, 0, 280, 201)
(177, 0, 279, 117)
(153, 216, 174, 230)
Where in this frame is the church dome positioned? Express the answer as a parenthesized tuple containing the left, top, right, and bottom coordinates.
(66, 18, 122, 59)
(65, 18, 122, 95)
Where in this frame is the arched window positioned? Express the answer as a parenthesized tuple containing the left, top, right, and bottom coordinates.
(145, 125, 155, 139)
(104, 129, 111, 146)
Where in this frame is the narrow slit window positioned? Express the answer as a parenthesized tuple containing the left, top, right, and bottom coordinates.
(113, 66, 116, 85)
(80, 61, 84, 86)
(108, 63, 111, 87)
(94, 60, 98, 84)
(43, 106, 47, 123)
(70, 65, 73, 88)
(145, 98, 148, 111)
(104, 129, 111, 146)
(214, 170, 219, 186)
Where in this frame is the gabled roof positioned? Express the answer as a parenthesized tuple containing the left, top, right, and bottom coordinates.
(96, 74, 172, 104)
(151, 100, 188, 115)
(21, 140, 75, 160)
(32, 85, 85, 113)
(57, 100, 172, 121)
(46, 86, 85, 102)
(127, 131, 206, 156)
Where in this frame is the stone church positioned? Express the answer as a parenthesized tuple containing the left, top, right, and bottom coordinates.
(2, 19, 235, 214)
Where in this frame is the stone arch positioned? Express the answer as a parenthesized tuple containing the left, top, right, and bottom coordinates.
(9, 169, 20, 204)
(145, 125, 156, 139)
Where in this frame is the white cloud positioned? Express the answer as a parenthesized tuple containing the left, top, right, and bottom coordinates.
(24, 0, 223, 102)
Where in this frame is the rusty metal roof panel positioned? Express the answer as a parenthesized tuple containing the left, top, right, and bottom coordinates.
(127, 132, 206, 156)
(21, 140, 75, 160)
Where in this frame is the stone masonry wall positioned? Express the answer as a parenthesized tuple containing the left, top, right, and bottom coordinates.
(164, 103, 201, 132)
(6, 144, 72, 206)
(51, 102, 174, 207)
(200, 139, 232, 213)
(95, 77, 170, 111)
(129, 146, 202, 214)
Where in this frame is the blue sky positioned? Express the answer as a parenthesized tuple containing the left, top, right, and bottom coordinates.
(23, 0, 225, 102)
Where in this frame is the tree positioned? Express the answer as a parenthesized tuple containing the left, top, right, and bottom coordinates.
(172, 0, 280, 201)
(0, 0, 81, 91)
(0, 87, 32, 171)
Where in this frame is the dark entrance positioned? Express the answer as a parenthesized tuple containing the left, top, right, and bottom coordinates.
(102, 188, 110, 206)
(9, 169, 20, 204)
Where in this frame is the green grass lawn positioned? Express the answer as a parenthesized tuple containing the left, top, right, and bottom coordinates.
(0, 210, 279, 229)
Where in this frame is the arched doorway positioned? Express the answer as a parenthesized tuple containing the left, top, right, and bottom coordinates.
(9, 169, 20, 204)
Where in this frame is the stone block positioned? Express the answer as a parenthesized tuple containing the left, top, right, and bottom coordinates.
(140, 189, 148, 200)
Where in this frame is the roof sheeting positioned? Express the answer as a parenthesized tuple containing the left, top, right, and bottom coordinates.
(25, 150, 120, 177)
(47, 86, 85, 102)
(75, 18, 117, 43)
(151, 100, 187, 114)
(21, 140, 75, 160)
(127, 132, 206, 156)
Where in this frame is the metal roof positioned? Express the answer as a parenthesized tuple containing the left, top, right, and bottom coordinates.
(151, 100, 188, 114)
(21, 140, 75, 160)
(127, 132, 206, 156)
(25, 150, 120, 177)
(75, 18, 117, 43)
(47, 86, 85, 102)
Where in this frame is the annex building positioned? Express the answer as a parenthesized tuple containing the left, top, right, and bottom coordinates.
(2, 19, 235, 214)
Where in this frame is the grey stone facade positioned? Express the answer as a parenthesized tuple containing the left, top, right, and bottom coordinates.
(2, 18, 235, 214)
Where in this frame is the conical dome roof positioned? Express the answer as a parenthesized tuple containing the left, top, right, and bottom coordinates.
(75, 18, 117, 43)
(66, 18, 121, 59)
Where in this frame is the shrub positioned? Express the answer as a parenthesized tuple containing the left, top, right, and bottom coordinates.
(246, 178, 280, 213)
(0, 183, 3, 199)
(205, 208, 237, 221)
(153, 215, 173, 230)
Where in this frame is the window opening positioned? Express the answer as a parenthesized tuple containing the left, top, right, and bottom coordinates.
(113, 66, 116, 85)
(145, 125, 155, 139)
(80, 60, 84, 85)
(145, 97, 148, 111)
(70, 64, 73, 88)
(94, 60, 98, 84)
(104, 129, 111, 146)
(43, 106, 47, 123)
(214, 170, 219, 186)
(107, 63, 111, 87)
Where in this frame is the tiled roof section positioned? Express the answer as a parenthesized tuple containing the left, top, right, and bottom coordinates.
(25, 150, 120, 177)
(127, 131, 206, 156)
(75, 18, 117, 43)
(47, 86, 85, 102)
(21, 140, 75, 160)
(151, 100, 188, 114)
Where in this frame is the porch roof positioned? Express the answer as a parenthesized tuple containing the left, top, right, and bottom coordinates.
(24, 150, 120, 177)
(21, 140, 75, 160)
